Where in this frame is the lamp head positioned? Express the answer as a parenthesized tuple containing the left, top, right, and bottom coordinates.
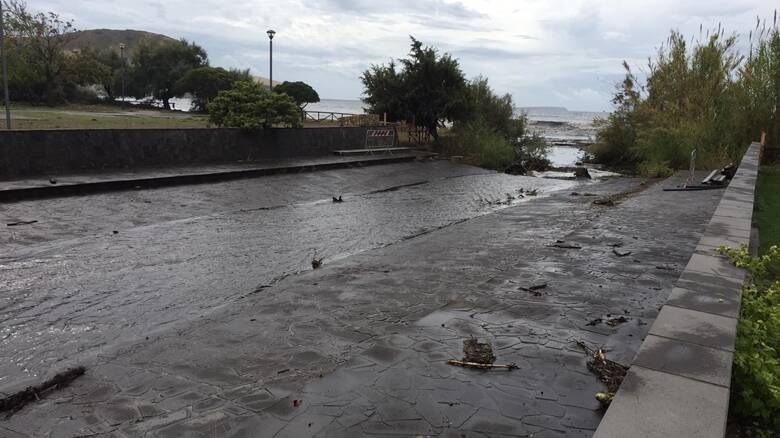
(267, 29, 276, 40)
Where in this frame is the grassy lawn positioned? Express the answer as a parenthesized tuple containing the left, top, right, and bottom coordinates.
(0, 104, 210, 129)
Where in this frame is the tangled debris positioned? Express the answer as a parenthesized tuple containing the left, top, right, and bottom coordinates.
(576, 341, 628, 407)
(447, 338, 518, 370)
(0, 366, 85, 418)
(464, 337, 495, 364)
(605, 315, 630, 327)
(521, 188, 538, 196)
(593, 179, 657, 207)
(586, 315, 631, 327)
(519, 282, 547, 296)
(548, 240, 582, 250)
(311, 250, 323, 269)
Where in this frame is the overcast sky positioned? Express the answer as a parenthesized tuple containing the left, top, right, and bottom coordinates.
(33, 0, 779, 111)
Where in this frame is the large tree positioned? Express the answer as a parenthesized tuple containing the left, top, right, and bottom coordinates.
(129, 38, 207, 110)
(273, 81, 320, 110)
(174, 66, 251, 112)
(362, 37, 469, 140)
(3, 0, 76, 104)
(91, 48, 128, 101)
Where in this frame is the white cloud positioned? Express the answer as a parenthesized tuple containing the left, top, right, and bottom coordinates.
(31, 0, 779, 110)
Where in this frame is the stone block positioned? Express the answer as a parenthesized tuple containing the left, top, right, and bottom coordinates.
(633, 335, 733, 387)
(593, 366, 728, 438)
(648, 306, 737, 352)
(665, 286, 740, 319)
(684, 253, 745, 280)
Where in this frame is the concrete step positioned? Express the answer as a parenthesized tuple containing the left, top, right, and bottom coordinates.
(0, 154, 424, 202)
(334, 147, 412, 156)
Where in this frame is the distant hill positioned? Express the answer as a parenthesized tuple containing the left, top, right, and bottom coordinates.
(65, 28, 277, 85)
(64, 29, 177, 54)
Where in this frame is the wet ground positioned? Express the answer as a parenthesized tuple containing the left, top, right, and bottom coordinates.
(0, 163, 725, 438)
(1, 161, 578, 387)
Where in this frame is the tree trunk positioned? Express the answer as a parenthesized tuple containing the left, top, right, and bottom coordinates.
(162, 97, 171, 111)
(428, 123, 439, 142)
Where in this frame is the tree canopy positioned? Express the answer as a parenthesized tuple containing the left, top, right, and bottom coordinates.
(174, 66, 252, 112)
(3, 0, 77, 104)
(129, 38, 208, 109)
(273, 81, 320, 110)
(361, 37, 469, 139)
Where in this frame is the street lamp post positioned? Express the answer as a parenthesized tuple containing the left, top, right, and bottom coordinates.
(0, 1, 11, 129)
(266, 29, 275, 91)
(119, 43, 126, 103)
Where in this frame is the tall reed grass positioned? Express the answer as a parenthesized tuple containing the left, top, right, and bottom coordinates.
(593, 14, 780, 173)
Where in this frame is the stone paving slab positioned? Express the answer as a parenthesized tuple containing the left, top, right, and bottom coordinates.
(2, 172, 724, 437)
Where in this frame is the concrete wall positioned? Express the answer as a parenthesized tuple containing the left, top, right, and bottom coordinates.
(594, 142, 761, 438)
(0, 126, 393, 178)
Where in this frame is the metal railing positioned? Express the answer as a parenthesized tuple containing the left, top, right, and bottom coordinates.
(302, 111, 380, 127)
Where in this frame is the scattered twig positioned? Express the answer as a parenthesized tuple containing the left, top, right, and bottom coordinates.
(447, 360, 518, 370)
(7, 220, 38, 227)
(519, 282, 547, 296)
(0, 366, 85, 418)
(593, 198, 616, 206)
(548, 241, 582, 249)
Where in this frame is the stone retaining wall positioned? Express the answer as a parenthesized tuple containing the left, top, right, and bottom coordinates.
(594, 142, 761, 437)
(0, 126, 394, 178)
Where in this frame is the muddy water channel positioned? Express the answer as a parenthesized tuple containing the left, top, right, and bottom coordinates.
(0, 161, 583, 384)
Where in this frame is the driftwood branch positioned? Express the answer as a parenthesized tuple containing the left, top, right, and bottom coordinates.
(447, 360, 518, 370)
(0, 366, 85, 418)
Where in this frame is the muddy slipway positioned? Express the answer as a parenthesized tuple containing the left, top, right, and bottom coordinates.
(0, 161, 581, 385)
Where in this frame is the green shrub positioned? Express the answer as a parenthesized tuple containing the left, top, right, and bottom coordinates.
(515, 132, 551, 172)
(439, 121, 515, 170)
(720, 245, 780, 433)
(208, 81, 301, 129)
(637, 161, 674, 178)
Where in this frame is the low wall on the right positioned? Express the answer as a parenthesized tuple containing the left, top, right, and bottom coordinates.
(593, 142, 761, 438)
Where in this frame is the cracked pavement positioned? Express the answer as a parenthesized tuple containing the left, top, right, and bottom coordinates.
(0, 164, 723, 437)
